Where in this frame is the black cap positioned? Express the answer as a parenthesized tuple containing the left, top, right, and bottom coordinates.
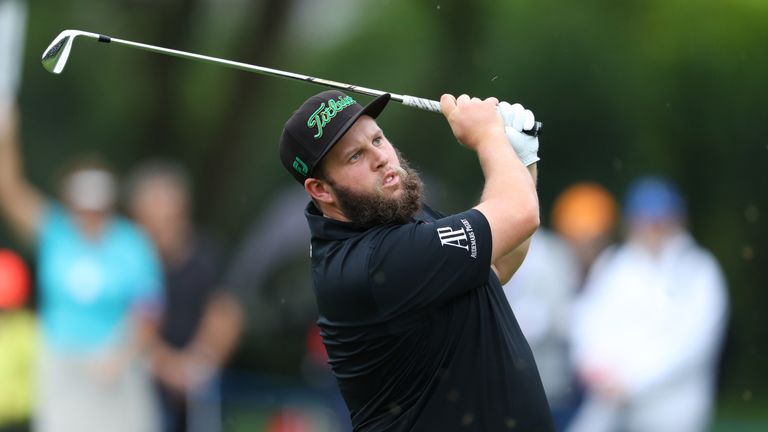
(279, 90, 391, 184)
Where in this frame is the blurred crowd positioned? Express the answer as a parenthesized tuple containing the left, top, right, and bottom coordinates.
(1, 3, 729, 431)
(504, 179, 729, 432)
(0, 100, 347, 432)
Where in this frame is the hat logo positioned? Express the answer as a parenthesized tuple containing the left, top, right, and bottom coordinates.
(292, 156, 309, 176)
(307, 95, 356, 139)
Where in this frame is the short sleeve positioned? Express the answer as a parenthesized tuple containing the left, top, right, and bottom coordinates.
(368, 208, 493, 318)
(37, 201, 69, 248)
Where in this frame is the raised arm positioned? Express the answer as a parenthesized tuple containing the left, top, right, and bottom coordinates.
(440, 94, 539, 264)
(0, 103, 45, 244)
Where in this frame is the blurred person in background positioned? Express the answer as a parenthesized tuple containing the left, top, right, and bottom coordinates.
(0, 248, 36, 432)
(502, 228, 580, 430)
(567, 176, 729, 432)
(0, 0, 26, 104)
(224, 186, 350, 432)
(1, 5, 34, 431)
(126, 160, 243, 432)
(502, 181, 618, 431)
(0, 104, 162, 432)
(551, 182, 619, 284)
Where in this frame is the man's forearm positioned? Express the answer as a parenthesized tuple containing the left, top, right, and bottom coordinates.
(475, 138, 539, 261)
(439, 94, 539, 262)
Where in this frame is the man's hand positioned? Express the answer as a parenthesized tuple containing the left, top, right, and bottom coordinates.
(440, 94, 505, 151)
(498, 102, 540, 166)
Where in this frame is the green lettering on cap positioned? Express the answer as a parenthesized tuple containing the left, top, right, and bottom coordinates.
(307, 95, 356, 138)
(293, 156, 309, 176)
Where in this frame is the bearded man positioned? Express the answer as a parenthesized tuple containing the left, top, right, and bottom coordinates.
(278, 90, 554, 431)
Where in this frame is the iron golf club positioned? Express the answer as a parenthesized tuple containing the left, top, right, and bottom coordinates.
(42, 29, 542, 136)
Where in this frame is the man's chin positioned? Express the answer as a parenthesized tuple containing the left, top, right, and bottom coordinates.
(332, 161, 424, 228)
(382, 185, 404, 199)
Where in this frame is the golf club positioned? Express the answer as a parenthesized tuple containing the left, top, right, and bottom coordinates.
(42, 29, 542, 136)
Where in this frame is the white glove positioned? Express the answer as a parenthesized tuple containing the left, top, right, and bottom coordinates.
(498, 102, 539, 166)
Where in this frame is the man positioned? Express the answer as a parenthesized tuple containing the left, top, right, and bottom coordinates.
(278, 90, 554, 431)
(223, 186, 351, 430)
(567, 176, 729, 432)
(126, 160, 243, 432)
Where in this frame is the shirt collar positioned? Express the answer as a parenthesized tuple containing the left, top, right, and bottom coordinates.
(305, 201, 365, 240)
(304, 201, 433, 241)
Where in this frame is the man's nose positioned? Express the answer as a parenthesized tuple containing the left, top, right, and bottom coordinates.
(371, 144, 389, 169)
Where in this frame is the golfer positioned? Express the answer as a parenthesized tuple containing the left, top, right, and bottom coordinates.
(279, 90, 554, 431)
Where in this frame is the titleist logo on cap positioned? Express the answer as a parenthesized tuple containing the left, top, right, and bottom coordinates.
(307, 95, 356, 138)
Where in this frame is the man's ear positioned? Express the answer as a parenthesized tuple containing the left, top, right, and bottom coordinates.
(305, 178, 334, 204)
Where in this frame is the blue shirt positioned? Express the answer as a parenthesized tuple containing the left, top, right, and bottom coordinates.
(37, 203, 162, 353)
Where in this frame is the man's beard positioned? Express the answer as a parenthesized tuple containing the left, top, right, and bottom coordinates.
(329, 157, 424, 229)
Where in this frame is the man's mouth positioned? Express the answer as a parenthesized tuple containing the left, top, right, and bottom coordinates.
(383, 171, 400, 188)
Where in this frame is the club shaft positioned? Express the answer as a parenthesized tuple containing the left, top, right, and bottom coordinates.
(105, 35, 448, 112)
(82, 32, 541, 135)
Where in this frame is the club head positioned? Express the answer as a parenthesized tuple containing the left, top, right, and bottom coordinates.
(41, 30, 97, 74)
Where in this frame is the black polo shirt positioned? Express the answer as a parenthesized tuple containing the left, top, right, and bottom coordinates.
(306, 202, 554, 432)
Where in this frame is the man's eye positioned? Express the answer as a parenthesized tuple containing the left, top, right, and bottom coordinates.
(373, 137, 383, 146)
(350, 152, 360, 162)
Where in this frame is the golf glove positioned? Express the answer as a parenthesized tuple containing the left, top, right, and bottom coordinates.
(498, 102, 539, 166)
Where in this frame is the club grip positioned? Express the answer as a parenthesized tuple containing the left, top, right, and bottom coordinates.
(401, 95, 442, 112)
(401, 95, 542, 137)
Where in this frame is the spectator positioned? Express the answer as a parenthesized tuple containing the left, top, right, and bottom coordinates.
(502, 228, 580, 430)
(126, 159, 243, 432)
(224, 187, 350, 431)
(503, 181, 617, 430)
(0, 0, 26, 104)
(567, 176, 729, 432)
(551, 182, 619, 283)
(0, 103, 162, 432)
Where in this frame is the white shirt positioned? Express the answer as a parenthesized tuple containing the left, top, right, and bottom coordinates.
(571, 230, 728, 400)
